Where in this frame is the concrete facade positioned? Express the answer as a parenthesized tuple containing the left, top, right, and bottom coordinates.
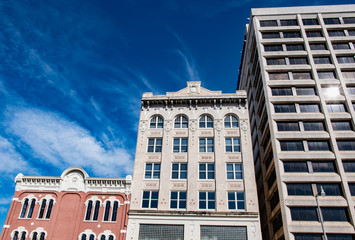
(1, 167, 131, 240)
(238, 5, 355, 240)
(126, 82, 261, 240)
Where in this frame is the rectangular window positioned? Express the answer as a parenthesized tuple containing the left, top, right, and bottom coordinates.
(327, 103, 346, 112)
(293, 72, 312, 80)
(323, 18, 340, 25)
(283, 31, 301, 38)
(267, 58, 286, 65)
(337, 56, 355, 64)
(225, 138, 241, 152)
(287, 183, 312, 195)
(139, 224, 184, 240)
(333, 43, 350, 50)
(271, 87, 293, 96)
(264, 44, 283, 52)
(284, 161, 308, 172)
(228, 192, 245, 210)
(328, 30, 345, 37)
(294, 234, 322, 240)
(349, 183, 355, 196)
(289, 57, 308, 65)
(199, 138, 214, 152)
(322, 207, 349, 222)
(343, 161, 355, 172)
(277, 122, 300, 131)
(199, 192, 215, 210)
(316, 183, 342, 196)
(269, 72, 289, 80)
(281, 19, 298, 26)
(343, 17, 355, 24)
(348, 87, 355, 95)
(308, 140, 330, 151)
(147, 138, 162, 153)
(173, 138, 188, 153)
(296, 88, 315, 95)
(318, 71, 336, 79)
(199, 163, 215, 179)
(342, 71, 355, 79)
(306, 31, 323, 37)
(303, 121, 325, 131)
(310, 43, 327, 50)
(170, 191, 186, 209)
(337, 140, 355, 151)
(280, 141, 304, 151)
(313, 57, 331, 64)
(302, 19, 319, 25)
(142, 191, 159, 208)
(262, 32, 280, 39)
(274, 104, 296, 113)
(172, 163, 187, 179)
(200, 226, 247, 240)
(260, 20, 278, 27)
(145, 163, 160, 179)
(332, 121, 352, 131)
(312, 161, 336, 172)
(226, 163, 243, 180)
(348, 30, 355, 36)
(299, 104, 320, 113)
(290, 207, 318, 221)
(286, 44, 304, 51)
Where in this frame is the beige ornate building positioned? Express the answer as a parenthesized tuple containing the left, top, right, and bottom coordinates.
(238, 4, 355, 240)
(126, 82, 261, 240)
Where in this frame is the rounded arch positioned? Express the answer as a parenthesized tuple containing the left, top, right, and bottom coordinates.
(78, 229, 96, 240)
(11, 227, 28, 240)
(199, 114, 214, 128)
(61, 167, 89, 179)
(84, 196, 102, 206)
(149, 115, 164, 129)
(174, 115, 189, 128)
(224, 114, 239, 128)
(30, 227, 47, 240)
(98, 230, 116, 240)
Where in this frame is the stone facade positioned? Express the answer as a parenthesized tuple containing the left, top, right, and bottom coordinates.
(126, 82, 261, 240)
(238, 5, 355, 240)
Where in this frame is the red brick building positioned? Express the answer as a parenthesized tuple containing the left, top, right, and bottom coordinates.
(1, 167, 131, 240)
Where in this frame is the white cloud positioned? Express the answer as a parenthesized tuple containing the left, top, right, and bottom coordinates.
(5, 107, 133, 177)
(0, 136, 29, 176)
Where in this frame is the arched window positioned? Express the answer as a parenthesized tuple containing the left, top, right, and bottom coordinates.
(111, 201, 118, 221)
(12, 231, 19, 240)
(108, 236, 114, 240)
(85, 200, 93, 220)
(81, 235, 87, 240)
(38, 199, 46, 219)
(45, 199, 54, 219)
(30, 227, 47, 240)
(20, 232, 26, 240)
(199, 115, 213, 128)
(27, 199, 36, 218)
(100, 236, 106, 240)
(32, 232, 38, 240)
(174, 116, 188, 128)
(92, 201, 100, 221)
(79, 230, 96, 240)
(89, 235, 95, 240)
(103, 201, 111, 221)
(224, 115, 239, 128)
(39, 233, 45, 240)
(98, 231, 115, 240)
(20, 199, 29, 218)
(150, 116, 164, 129)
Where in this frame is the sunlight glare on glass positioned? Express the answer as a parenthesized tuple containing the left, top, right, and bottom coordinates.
(324, 87, 340, 97)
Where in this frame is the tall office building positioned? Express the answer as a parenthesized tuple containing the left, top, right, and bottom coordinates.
(238, 5, 355, 240)
(126, 82, 261, 240)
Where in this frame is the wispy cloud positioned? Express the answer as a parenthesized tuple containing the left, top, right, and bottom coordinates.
(4, 107, 133, 177)
(0, 136, 30, 176)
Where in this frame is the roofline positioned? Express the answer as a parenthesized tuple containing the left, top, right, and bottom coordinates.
(251, 4, 355, 16)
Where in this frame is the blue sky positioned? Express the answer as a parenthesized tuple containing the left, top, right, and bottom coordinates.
(0, 0, 354, 228)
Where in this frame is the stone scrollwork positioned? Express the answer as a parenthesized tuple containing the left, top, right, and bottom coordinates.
(215, 120, 222, 131)
(140, 121, 147, 132)
(189, 120, 197, 132)
(165, 120, 172, 132)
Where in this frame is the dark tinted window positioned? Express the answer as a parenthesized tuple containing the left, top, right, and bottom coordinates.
(337, 140, 355, 151)
(333, 43, 350, 49)
(291, 207, 318, 221)
(302, 19, 319, 25)
(271, 87, 292, 96)
(337, 56, 355, 64)
(310, 43, 327, 50)
(286, 44, 304, 51)
(264, 44, 283, 52)
(277, 122, 300, 131)
(267, 58, 286, 65)
(343, 161, 355, 172)
(293, 72, 312, 80)
(296, 88, 315, 95)
(318, 71, 336, 79)
(316, 183, 342, 196)
(332, 121, 352, 131)
(274, 104, 296, 113)
(262, 32, 280, 39)
(349, 183, 355, 195)
(284, 161, 308, 172)
(306, 31, 323, 37)
(313, 57, 331, 64)
(281, 19, 298, 26)
(328, 30, 345, 37)
(343, 17, 355, 24)
(280, 141, 304, 151)
(287, 183, 312, 195)
(283, 31, 301, 38)
(294, 234, 322, 240)
(327, 103, 346, 112)
(322, 207, 349, 222)
(308, 141, 330, 151)
(289, 57, 308, 65)
(260, 20, 278, 27)
(300, 104, 320, 113)
(323, 18, 340, 24)
(303, 122, 325, 131)
(312, 161, 336, 172)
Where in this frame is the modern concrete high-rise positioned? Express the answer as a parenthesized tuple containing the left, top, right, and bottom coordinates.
(126, 82, 261, 240)
(238, 4, 355, 240)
